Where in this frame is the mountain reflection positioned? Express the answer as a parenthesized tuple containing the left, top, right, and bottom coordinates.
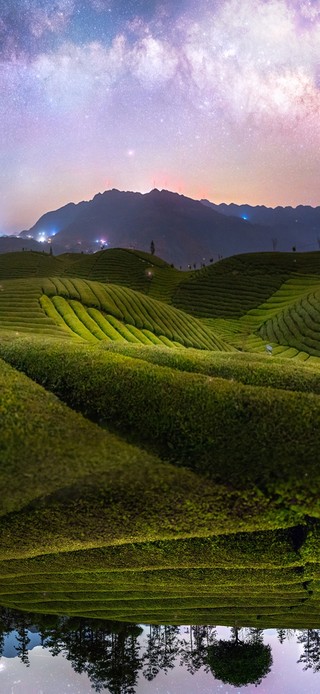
(1, 608, 320, 691)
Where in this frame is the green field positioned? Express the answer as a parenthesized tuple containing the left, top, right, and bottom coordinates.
(1, 248, 320, 627)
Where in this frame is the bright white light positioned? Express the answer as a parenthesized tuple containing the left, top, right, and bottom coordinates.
(0, 661, 6, 671)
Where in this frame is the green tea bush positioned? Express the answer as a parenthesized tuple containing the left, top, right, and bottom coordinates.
(99, 342, 320, 395)
(2, 338, 320, 503)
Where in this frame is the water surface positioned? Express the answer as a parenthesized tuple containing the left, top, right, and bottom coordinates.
(1, 610, 320, 693)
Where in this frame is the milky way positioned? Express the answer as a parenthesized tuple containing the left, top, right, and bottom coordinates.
(1, 0, 320, 232)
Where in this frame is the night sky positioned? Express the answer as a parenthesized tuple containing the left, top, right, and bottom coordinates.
(1, 0, 320, 233)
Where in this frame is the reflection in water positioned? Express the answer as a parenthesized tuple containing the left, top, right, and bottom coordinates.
(297, 630, 320, 672)
(1, 609, 320, 692)
(206, 627, 272, 687)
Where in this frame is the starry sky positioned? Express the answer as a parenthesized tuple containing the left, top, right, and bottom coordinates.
(1, 0, 320, 233)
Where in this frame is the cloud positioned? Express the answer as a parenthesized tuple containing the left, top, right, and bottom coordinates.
(29, 38, 125, 111)
(0, 0, 75, 58)
(2, 0, 320, 133)
(27, 30, 178, 111)
(179, 0, 320, 129)
(130, 36, 178, 86)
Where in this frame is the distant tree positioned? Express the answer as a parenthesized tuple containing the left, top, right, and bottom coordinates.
(193, 263, 196, 269)
(272, 238, 278, 251)
(49, 246, 53, 256)
(209, 258, 213, 263)
(150, 240, 155, 255)
(292, 246, 296, 252)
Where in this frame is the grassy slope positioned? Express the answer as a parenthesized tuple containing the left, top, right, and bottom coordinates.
(208, 274, 320, 359)
(1, 354, 319, 626)
(1, 249, 320, 625)
(0, 276, 230, 350)
(0, 250, 67, 278)
(1, 336, 320, 522)
(62, 248, 184, 301)
(172, 251, 320, 315)
(3, 248, 320, 359)
(99, 342, 320, 393)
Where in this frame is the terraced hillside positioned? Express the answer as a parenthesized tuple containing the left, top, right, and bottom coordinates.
(208, 274, 320, 360)
(172, 251, 320, 318)
(2, 248, 320, 314)
(1, 249, 320, 628)
(3, 535, 320, 628)
(0, 250, 67, 278)
(0, 276, 229, 350)
(1, 350, 320, 627)
(259, 283, 320, 358)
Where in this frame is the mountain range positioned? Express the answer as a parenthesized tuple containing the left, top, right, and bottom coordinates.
(1, 188, 317, 265)
(202, 200, 320, 253)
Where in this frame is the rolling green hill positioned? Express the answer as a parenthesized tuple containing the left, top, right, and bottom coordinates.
(0, 276, 230, 350)
(0, 250, 67, 278)
(1, 248, 320, 626)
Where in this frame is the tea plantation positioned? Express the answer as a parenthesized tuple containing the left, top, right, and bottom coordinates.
(1, 248, 320, 627)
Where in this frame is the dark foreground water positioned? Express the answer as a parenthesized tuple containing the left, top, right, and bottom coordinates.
(1, 610, 320, 693)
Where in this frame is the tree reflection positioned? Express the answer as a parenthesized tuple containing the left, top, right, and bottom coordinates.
(298, 630, 320, 672)
(180, 625, 217, 674)
(206, 627, 273, 687)
(42, 618, 143, 693)
(143, 625, 180, 680)
(0, 608, 280, 691)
